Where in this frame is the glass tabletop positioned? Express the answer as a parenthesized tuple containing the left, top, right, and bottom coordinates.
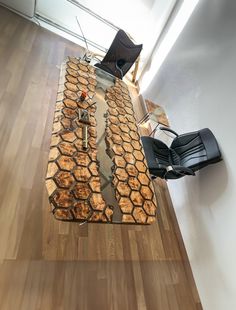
(93, 67, 122, 222)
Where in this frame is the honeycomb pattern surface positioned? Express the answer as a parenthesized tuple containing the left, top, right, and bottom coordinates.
(45, 57, 157, 224)
(45, 57, 112, 223)
(105, 79, 157, 224)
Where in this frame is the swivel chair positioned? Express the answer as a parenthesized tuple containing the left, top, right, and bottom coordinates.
(95, 29, 142, 79)
(141, 127, 222, 180)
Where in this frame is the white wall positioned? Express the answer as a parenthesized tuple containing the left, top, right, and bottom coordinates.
(0, 0, 35, 17)
(140, 0, 236, 309)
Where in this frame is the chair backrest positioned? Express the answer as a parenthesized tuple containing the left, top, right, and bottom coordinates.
(95, 30, 142, 79)
(170, 128, 221, 171)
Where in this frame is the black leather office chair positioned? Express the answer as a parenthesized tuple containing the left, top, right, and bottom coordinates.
(141, 127, 222, 180)
(95, 29, 142, 79)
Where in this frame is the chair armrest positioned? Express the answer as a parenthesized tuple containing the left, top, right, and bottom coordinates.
(164, 165, 195, 179)
(172, 165, 195, 175)
(154, 163, 194, 175)
(159, 127, 179, 137)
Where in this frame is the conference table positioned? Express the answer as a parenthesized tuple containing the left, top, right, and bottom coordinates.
(45, 57, 157, 225)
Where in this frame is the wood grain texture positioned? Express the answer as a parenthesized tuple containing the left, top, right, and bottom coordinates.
(105, 79, 157, 224)
(0, 6, 202, 310)
(45, 57, 112, 223)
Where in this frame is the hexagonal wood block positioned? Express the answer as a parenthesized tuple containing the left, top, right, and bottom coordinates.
(88, 126, 97, 138)
(126, 164, 138, 177)
(131, 140, 142, 150)
(107, 100, 116, 108)
(73, 183, 91, 199)
(78, 63, 88, 72)
(128, 177, 141, 191)
(116, 100, 125, 108)
(108, 108, 118, 116)
(53, 189, 74, 208)
(54, 209, 73, 220)
(117, 107, 126, 116)
(50, 134, 61, 147)
(143, 201, 156, 216)
(49, 147, 60, 161)
(78, 76, 89, 85)
(61, 118, 72, 129)
(58, 142, 76, 156)
(68, 57, 80, 65)
(124, 153, 135, 165)
(74, 139, 83, 151)
(46, 162, 58, 178)
(88, 162, 99, 176)
(122, 214, 135, 223)
(112, 134, 122, 145)
(54, 171, 75, 188)
(117, 182, 131, 197)
(90, 193, 106, 210)
(135, 161, 147, 173)
(110, 124, 120, 134)
(133, 207, 147, 224)
(141, 186, 153, 200)
(130, 191, 144, 206)
(114, 156, 126, 168)
(64, 90, 78, 101)
(130, 131, 140, 141)
(106, 92, 116, 101)
(65, 82, 78, 92)
(74, 152, 91, 167)
(89, 150, 97, 162)
(113, 144, 124, 156)
(138, 173, 150, 186)
(89, 177, 101, 192)
(128, 123, 137, 131)
(115, 168, 128, 181)
(134, 150, 144, 161)
(52, 121, 61, 134)
(45, 179, 57, 196)
(120, 124, 129, 133)
(57, 155, 75, 171)
(88, 84, 95, 92)
(90, 212, 107, 222)
(78, 70, 89, 79)
(63, 107, 77, 119)
(74, 166, 91, 182)
(67, 68, 79, 78)
(121, 133, 131, 143)
(75, 127, 83, 139)
(66, 75, 78, 85)
(123, 94, 131, 101)
(147, 216, 156, 224)
(61, 131, 76, 142)
(118, 115, 127, 123)
(123, 142, 133, 153)
(67, 61, 78, 70)
(119, 197, 133, 213)
(105, 206, 113, 221)
(73, 201, 91, 219)
(114, 93, 123, 101)
(64, 98, 77, 109)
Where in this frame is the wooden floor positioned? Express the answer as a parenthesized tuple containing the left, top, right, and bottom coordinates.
(0, 6, 202, 310)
